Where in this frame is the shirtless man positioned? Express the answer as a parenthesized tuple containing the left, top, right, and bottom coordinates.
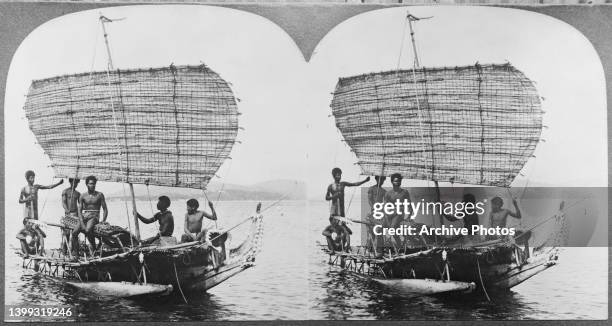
(134, 196, 174, 245)
(488, 196, 521, 228)
(325, 167, 369, 251)
(16, 170, 63, 255)
(321, 219, 346, 253)
(181, 198, 217, 243)
(488, 196, 524, 247)
(367, 176, 386, 256)
(383, 173, 411, 249)
(76, 175, 108, 254)
(61, 178, 80, 254)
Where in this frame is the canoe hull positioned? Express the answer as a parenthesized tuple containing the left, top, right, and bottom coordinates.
(19, 214, 264, 297)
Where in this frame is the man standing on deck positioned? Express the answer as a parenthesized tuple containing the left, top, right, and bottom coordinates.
(325, 167, 369, 251)
(75, 175, 108, 254)
(16, 170, 63, 255)
(61, 178, 80, 254)
(367, 176, 386, 257)
(383, 173, 412, 250)
(134, 195, 174, 245)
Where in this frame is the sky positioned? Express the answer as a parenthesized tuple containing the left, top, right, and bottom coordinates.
(4, 5, 607, 205)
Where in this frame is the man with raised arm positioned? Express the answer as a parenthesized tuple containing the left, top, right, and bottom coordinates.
(16, 170, 63, 255)
(489, 196, 522, 228)
(181, 198, 217, 243)
(76, 175, 108, 254)
(325, 167, 369, 251)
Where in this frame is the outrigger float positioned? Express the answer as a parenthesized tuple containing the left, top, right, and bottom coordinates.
(323, 12, 565, 298)
(17, 14, 264, 300)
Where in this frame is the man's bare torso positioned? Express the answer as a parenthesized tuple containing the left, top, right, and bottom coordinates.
(185, 211, 206, 233)
(490, 209, 511, 228)
(81, 191, 103, 211)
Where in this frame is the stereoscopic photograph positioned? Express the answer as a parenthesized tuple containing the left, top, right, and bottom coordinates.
(1, 2, 609, 322)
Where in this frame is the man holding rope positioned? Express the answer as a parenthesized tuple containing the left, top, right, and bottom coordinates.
(134, 195, 174, 246)
(181, 198, 217, 243)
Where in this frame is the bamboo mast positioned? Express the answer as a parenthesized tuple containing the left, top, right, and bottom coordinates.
(99, 14, 141, 241)
(405, 12, 442, 233)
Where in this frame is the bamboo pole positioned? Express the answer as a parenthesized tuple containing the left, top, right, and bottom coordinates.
(129, 183, 141, 241)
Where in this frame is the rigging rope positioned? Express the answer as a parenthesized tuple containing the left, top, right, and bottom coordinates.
(409, 54, 432, 184)
(215, 156, 234, 205)
(88, 21, 100, 78)
(202, 190, 218, 228)
(476, 258, 491, 302)
(396, 16, 409, 71)
(505, 197, 585, 246)
(400, 13, 431, 186)
(146, 183, 155, 216)
(173, 261, 188, 304)
(37, 176, 54, 220)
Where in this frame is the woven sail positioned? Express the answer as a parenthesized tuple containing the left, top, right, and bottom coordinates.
(331, 63, 543, 187)
(24, 65, 238, 189)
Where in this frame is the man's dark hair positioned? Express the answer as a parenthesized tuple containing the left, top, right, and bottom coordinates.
(68, 178, 80, 185)
(331, 167, 342, 176)
(186, 198, 199, 209)
(463, 193, 476, 204)
(374, 175, 386, 182)
(85, 175, 97, 184)
(25, 170, 35, 179)
(158, 195, 171, 208)
(390, 173, 402, 182)
(491, 196, 503, 206)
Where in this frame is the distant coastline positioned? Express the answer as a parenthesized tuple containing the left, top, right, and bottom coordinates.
(105, 179, 306, 202)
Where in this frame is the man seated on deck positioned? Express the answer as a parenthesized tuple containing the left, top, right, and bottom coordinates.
(181, 198, 217, 243)
(181, 199, 227, 267)
(488, 196, 522, 240)
(489, 196, 521, 228)
(325, 167, 369, 251)
(134, 195, 174, 246)
(61, 178, 80, 255)
(488, 195, 531, 258)
(383, 173, 412, 251)
(16, 170, 63, 255)
(322, 218, 347, 254)
(75, 175, 108, 255)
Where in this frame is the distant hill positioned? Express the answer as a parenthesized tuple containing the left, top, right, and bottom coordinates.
(106, 179, 306, 201)
(249, 179, 306, 200)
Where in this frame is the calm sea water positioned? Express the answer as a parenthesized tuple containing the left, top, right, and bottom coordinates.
(4, 199, 608, 320)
